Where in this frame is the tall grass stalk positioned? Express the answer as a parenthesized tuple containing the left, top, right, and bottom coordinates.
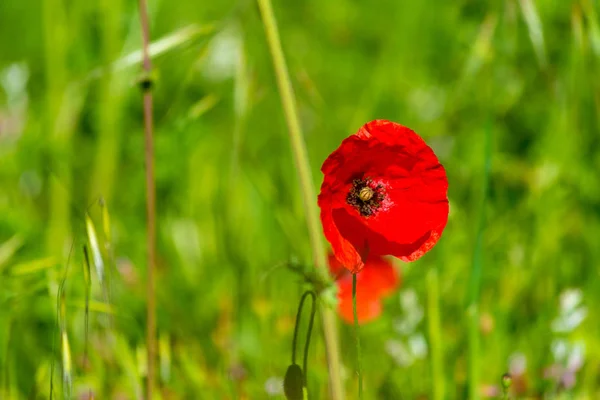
(255, 0, 344, 398)
(50, 243, 74, 399)
(91, 0, 123, 203)
(427, 268, 444, 400)
(82, 246, 92, 368)
(467, 121, 493, 400)
(136, 0, 157, 397)
(43, 0, 70, 258)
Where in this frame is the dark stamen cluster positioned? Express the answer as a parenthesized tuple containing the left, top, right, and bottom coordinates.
(346, 178, 385, 217)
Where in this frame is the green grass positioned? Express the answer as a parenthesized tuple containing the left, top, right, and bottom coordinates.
(1, 0, 600, 398)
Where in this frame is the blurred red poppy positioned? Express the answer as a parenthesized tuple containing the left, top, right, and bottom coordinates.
(318, 119, 449, 273)
(328, 254, 399, 324)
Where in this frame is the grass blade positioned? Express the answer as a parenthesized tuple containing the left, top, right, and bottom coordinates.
(0, 235, 23, 272)
(518, 0, 548, 68)
(466, 119, 493, 400)
(87, 24, 215, 80)
(85, 215, 105, 284)
(9, 257, 57, 276)
(82, 245, 92, 370)
(159, 332, 172, 384)
(61, 329, 72, 399)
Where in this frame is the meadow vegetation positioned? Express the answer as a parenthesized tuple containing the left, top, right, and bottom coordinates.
(0, 0, 599, 398)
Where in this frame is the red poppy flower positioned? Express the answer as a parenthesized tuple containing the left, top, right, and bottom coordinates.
(318, 120, 449, 273)
(328, 254, 399, 324)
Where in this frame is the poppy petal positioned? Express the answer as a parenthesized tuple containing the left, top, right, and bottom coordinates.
(319, 194, 365, 271)
(359, 256, 400, 297)
(331, 254, 400, 324)
(338, 296, 382, 324)
(319, 119, 448, 271)
(336, 273, 383, 324)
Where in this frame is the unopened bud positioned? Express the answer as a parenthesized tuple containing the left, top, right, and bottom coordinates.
(501, 373, 512, 389)
(283, 364, 304, 400)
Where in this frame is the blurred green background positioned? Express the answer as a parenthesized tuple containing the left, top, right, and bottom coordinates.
(1, 0, 599, 398)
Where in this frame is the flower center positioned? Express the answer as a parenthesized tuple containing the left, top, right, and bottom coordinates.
(358, 187, 373, 202)
(346, 178, 385, 217)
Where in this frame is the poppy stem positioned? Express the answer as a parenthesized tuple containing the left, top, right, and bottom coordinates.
(352, 273, 363, 399)
(256, 0, 344, 399)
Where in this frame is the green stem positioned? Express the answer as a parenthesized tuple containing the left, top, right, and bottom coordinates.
(467, 304, 480, 400)
(91, 0, 122, 203)
(256, 0, 344, 399)
(352, 274, 362, 399)
(43, 0, 70, 260)
(426, 269, 444, 400)
(255, 0, 327, 278)
(466, 120, 493, 400)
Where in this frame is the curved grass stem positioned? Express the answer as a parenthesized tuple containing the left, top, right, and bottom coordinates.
(256, 0, 344, 398)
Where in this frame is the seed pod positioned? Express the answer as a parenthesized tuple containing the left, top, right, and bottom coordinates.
(358, 186, 374, 202)
(283, 363, 304, 400)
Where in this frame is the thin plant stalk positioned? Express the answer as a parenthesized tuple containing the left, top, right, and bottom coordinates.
(466, 121, 493, 400)
(91, 0, 122, 203)
(427, 268, 444, 400)
(137, 0, 157, 398)
(42, 0, 70, 259)
(352, 274, 363, 399)
(255, 0, 344, 398)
